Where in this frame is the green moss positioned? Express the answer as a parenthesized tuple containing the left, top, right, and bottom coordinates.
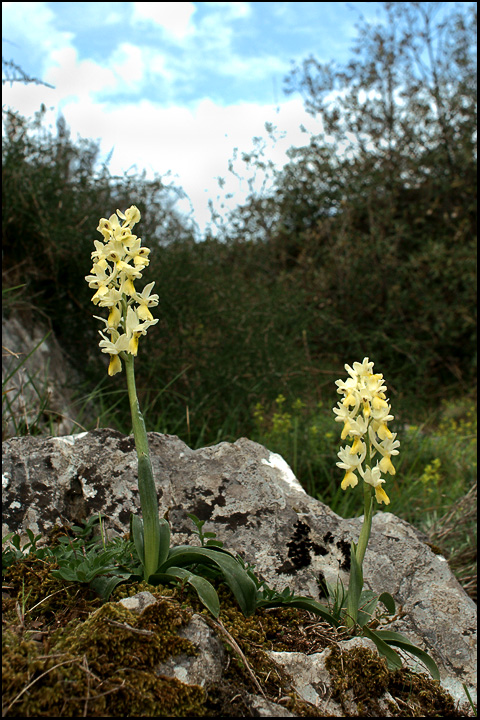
(325, 644, 465, 717)
(207, 588, 338, 717)
(2, 568, 206, 717)
(60, 598, 195, 667)
(389, 668, 461, 718)
(2, 562, 466, 717)
(3, 554, 104, 625)
(326, 644, 391, 716)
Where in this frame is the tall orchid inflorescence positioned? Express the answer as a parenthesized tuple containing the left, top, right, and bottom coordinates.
(328, 364, 438, 679)
(333, 357, 400, 506)
(85, 206, 163, 582)
(330, 357, 405, 632)
(85, 206, 159, 376)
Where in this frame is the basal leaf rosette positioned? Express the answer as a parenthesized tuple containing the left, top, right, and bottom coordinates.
(85, 206, 159, 375)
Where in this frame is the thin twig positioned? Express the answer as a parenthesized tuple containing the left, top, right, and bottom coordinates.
(27, 585, 76, 614)
(204, 615, 266, 698)
(3, 657, 82, 715)
(105, 619, 155, 636)
(82, 655, 90, 718)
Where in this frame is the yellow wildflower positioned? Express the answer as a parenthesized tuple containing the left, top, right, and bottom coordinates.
(333, 358, 399, 503)
(85, 206, 158, 374)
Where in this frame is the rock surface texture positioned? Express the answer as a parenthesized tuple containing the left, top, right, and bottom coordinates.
(2, 428, 477, 715)
(2, 314, 86, 437)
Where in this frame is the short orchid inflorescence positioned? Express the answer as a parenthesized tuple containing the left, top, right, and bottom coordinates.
(85, 206, 159, 375)
(333, 357, 400, 504)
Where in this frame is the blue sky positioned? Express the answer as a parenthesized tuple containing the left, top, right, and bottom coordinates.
(1, 1, 468, 236)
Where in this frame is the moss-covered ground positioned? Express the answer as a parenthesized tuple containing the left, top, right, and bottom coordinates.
(2, 556, 472, 717)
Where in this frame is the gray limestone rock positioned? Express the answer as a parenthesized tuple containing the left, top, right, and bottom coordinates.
(118, 590, 158, 614)
(156, 613, 226, 688)
(267, 637, 402, 716)
(2, 314, 89, 438)
(2, 428, 477, 713)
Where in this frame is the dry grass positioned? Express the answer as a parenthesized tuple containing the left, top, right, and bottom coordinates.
(427, 482, 477, 602)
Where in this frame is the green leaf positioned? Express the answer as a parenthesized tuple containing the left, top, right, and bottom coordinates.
(90, 573, 139, 601)
(130, 514, 145, 567)
(51, 567, 78, 582)
(157, 518, 171, 568)
(357, 605, 377, 627)
(332, 579, 347, 617)
(462, 684, 477, 717)
(205, 539, 224, 548)
(153, 567, 221, 617)
(257, 595, 339, 627)
(362, 625, 404, 671)
(356, 589, 386, 627)
(378, 592, 396, 615)
(136, 453, 161, 580)
(346, 541, 363, 626)
(158, 545, 257, 616)
(186, 513, 205, 531)
(371, 629, 440, 681)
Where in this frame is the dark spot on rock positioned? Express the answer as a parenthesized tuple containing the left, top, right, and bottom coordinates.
(214, 493, 226, 507)
(119, 437, 136, 453)
(185, 487, 226, 518)
(277, 521, 314, 574)
(276, 558, 299, 574)
(3, 495, 23, 529)
(190, 497, 214, 522)
(91, 428, 126, 441)
(32, 480, 49, 494)
(215, 511, 250, 532)
(310, 540, 327, 556)
(336, 538, 351, 571)
(77, 464, 102, 485)
(323, 531, 335, 544)
(276, 521, 334, 575)
(118, 508, 131, 527)
(75, 465, 107, 508)
(44, 455, 55, 470)
(63, 477, 87, 524)
(288, 521, 312, 569)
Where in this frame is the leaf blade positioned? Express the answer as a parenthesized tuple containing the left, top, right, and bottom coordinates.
(152, 567, 220, 617)
(158, 545, 257, 616)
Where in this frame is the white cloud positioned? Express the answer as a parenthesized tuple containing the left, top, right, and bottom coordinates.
(53, 94, 320, 234)
(132, 1, 197, 39)
(2, 1, 323, 236)
(3, 54, 319, 235)
(2, 1, 73, 66)
(203, 2, 252, 20)
(47, 47, 116, 99)
(110, 43, 145, 86)
(216, 53, 288, 81)
(3, 1, 54, 45)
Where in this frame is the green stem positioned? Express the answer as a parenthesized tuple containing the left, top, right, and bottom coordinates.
(345, 435, 374, 628)
(123, 352, 160, 580)
(356, 482, 373, 567)
(357, 433, 374, 567)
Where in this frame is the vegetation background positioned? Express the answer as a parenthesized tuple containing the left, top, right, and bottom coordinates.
(2, 3, 476, 599)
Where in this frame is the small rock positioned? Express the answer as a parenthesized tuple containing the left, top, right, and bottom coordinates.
(118, 591, 157, 614)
